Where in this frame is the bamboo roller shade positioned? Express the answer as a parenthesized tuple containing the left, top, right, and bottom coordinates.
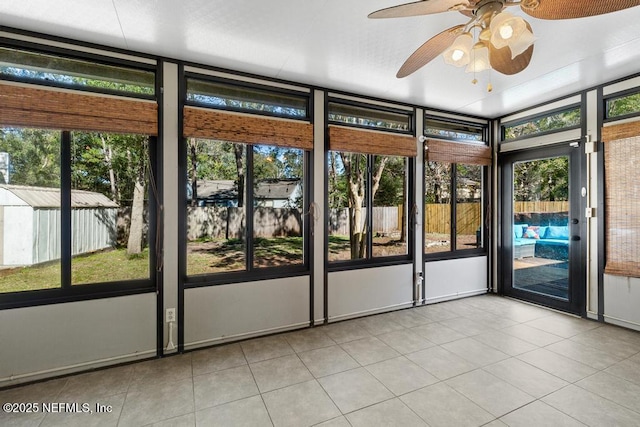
(425, 139, 491, 166)
(183, 106, 313, 150)
(328, 125, 416, 157)
(0, 82, 158, 135)
(602, 121, 640, 278)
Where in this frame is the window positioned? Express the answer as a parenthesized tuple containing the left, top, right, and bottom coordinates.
(328, 102, 412, 132)
(185, 140, 305, 276)
(0, 46, 155, 97)
(606, 91, 640, 119)
(0, 128, 157, 297)
(183, 75, 312, 282)
(425, 118, 484, 142)
(423, 130, 489, 258)
(186, 76, 308, 119)
(503, 106, 581, 141)
(326, 100, 415, 266)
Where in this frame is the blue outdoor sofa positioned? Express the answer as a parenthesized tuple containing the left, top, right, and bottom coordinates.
(513, 224, 569, 260)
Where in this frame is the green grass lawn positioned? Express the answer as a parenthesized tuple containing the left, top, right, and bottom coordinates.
(0, 248, 150, 293)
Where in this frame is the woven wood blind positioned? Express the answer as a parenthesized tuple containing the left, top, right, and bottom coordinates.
(183, 106, 313, 150)
(328, 125, 416, 157)
(425, 139, 491, 166)
(602, 121, 640, 278)
(0, 82, 158, 135)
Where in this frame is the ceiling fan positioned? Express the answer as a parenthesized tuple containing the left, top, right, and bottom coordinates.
(369, 0, 640, 84)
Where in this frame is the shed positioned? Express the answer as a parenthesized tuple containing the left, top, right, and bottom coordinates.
(0, 185, 118, 267)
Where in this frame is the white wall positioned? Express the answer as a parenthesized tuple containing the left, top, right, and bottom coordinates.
(604, 275, 640, 331)
(328, 264, 414, 321)
(184, 276, 310, 350)
(424, 256, 488, 303)
(0, 294, 156, 387)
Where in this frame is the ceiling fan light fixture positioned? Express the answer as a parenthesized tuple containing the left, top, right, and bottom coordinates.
(489, 11, 527, 49)
(506, 27, 536, 58)
(465, 42, 491, 73)
(443, 32, 474, 66)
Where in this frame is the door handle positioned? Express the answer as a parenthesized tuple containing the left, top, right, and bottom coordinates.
(571, 235, 581, 241)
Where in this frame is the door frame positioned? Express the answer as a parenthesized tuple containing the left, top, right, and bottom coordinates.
(499, 142, 586, 315)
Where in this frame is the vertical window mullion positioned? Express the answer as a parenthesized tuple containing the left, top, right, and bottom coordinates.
(246, 144, 254, 272)
(61, 131, 72, 289)
(451, 163, 457, 252)
(366, 154, 374, 259)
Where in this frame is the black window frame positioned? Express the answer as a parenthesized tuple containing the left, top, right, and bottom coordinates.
(0, 130, 160, 310)
(424, 116, 487, 144)
(326, 98, 416, 272)
(501, 104, 582, 142)
(604, 88, 640, 122)
(182, 73, 313, 288)
(184, 73, 311, 121)
(0, 39, 156, 100)
(423, 159, 488, 262)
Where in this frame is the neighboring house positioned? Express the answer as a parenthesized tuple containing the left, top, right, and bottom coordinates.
(0, 185, 118, 266)
(190, 178, 302, 208)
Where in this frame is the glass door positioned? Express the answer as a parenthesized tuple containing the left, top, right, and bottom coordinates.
(501, 143, 584, 314)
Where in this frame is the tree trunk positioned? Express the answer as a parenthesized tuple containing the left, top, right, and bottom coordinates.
(127, 174, 145, 255)
(100, 134, 119, 203)
(234, 144, 245, 207)
(189, 138, 198, 206)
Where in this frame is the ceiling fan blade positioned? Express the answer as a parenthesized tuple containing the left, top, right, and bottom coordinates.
(369, 0, 471, 19)
(520, 0, 640, 20)
(489, 43, 534, 75)
(397, 25, 465, 78)
(489, 21, 534, 75)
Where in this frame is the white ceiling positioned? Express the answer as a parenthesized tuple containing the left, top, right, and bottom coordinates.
(2, 0, 640, 118)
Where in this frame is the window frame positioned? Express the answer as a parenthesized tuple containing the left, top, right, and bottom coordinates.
(604, 88, 640, 123)
(184, 73, 311, 121)
(423, 158, 488, 261)
(501, 104, 582, 142)
(0, 39, 156, 100)
(327, 97, 414, 135)
(0, 130, 159, 310)
(424, 116, 487, 144)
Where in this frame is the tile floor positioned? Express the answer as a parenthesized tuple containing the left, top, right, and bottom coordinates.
(3, 295, 640, 426)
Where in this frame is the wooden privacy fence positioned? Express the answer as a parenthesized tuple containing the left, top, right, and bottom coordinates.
(514, 201, 569, 213)
(329, 207, 403, 236)
(425, 203, 480, 235)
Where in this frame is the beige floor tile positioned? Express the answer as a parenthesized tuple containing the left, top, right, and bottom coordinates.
(284, 328, 335, 353)
(365, 356, 438, 396)
(262, 380, 339, 427)
(339, 336, 400, 366)
(446, 369, 535, 417)
(318, 367, 393, 414)
(314, 416, 351, 427)
(484, 358, 568, 398)
(414, 304, 459, 322)
(406, 346, 477, 380)
(129, 354, 193, 392)
(241, 335, 295, 364)
(381, 310, 432, 328)
(324, 320, 371, 344)
(576, 371, 640, 413)
(502, 324, 564, 347)
(439, 317, 492, 337)
(354, 315, 404, 336)
(0, 378, 67, 427)
(410, 323, 466, 344)
(546, 339, 624, 370)
(525, 314, 601, 339)
(298, 345, 359, 378)
(376, 329, 435, 354)
(149, 412, 196, 427)
(517, 348, 596, 383)
(191, 343, 247, 376)
(195, 395, 271, 427)
(401, 382, 494, 427)
(570, 328, 640, 360)
(472, 330, 538, 356)
(441, 338, 510, 367)
(500, 400, 586, 427)
(119, 377, 194, 427)
(40, 393, 125, 427)
(543, 384, 640, 427)
(193, 365, 259, 410)
(57, 365, 133, 402)
(250, 354, 313, 393)
(605, 353, 640, 386)
(346, 398, 427, 426)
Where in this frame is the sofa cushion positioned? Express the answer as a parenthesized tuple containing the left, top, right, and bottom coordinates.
(514, 223, 528, 239)
(544, 225, 569, 240)
(524, 226, 540, 239)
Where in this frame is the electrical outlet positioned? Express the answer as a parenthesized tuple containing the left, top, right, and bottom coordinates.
(166, 308, 176, 323)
